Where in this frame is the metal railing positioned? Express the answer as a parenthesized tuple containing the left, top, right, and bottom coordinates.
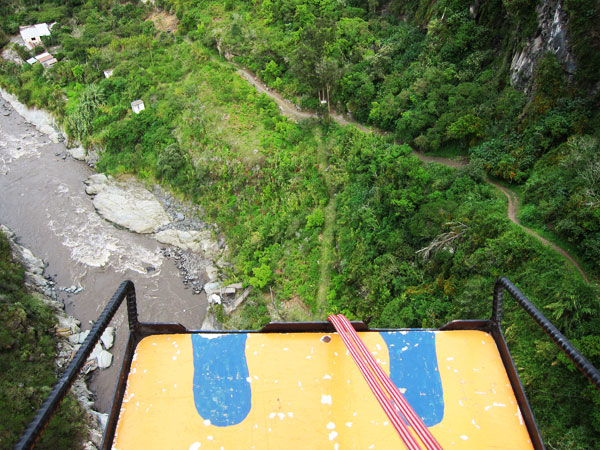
(492, 277, 600, 389)
(15, 280, 138, 450)
(16, 277, 600, 449)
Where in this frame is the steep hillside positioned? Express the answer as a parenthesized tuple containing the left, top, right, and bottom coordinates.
(1, 0, 599, 447)
(0, 229, 88, 449)
(160, 0, 600, 276)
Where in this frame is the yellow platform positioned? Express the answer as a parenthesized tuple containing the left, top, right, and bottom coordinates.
(113, 330, 533, 449)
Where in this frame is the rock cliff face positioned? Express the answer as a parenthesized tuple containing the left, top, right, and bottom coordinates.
(510, 0, 576, 93)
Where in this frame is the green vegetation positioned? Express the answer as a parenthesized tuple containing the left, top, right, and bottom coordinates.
(1, 0, 600, 447)
(0, 232, 87, 449)
(158, 0, 599, 276)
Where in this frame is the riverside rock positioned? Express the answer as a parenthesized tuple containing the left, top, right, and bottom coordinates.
(208, 293, 222, 305)
(203, 281, 221, 296)
(58, 315, 81, 334)
(89, 343, 103, 361)
(97, 350, 113, 369)
(155, 229, 222, 259)
(205, 265, 219, 281)
(69, 146, 87, 161)
(92, 178, 170, 234)
(69, 329, 90, 344)
(84, 173, 108, 195)
(101, 327, 115, 350)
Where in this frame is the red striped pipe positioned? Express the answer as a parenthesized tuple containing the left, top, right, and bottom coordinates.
(328, 314, 423, 450)
(329, 314, 444, 450)
(334, 315, 443, 450)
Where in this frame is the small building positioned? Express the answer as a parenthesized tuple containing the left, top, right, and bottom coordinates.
(35, 52, 57, 68)
(131, 100, 145, 114)
(103, 69, 114, 78)
(19, 23, 52, 50)
(26, 57, 37, 65)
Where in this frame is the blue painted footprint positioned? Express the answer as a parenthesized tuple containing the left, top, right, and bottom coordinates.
(381, 331, 444, 426)
(191, 334, 251, 426)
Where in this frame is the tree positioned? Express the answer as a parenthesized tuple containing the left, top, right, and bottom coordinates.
(66, 83, 105, 140)
(315, 56, 342, 114)
(157, 142, 187, 183)
(290, 18, 335, 107)
(562, 136, 600, 208)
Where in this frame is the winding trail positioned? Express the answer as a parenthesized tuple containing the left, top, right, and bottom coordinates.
(237, 69, 313, 121)
(406, 154, 592, 283)
(488, 180, 590, 283)
(236, 68, 371, 132)
(237, 69, 592, 284)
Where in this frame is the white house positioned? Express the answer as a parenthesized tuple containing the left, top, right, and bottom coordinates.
(35, 52, 57, 68)
(25, 52, 57, 68)
(103, 69, 114, 78)
(19, 23, 52, 50)
(131, 100, 145, 114)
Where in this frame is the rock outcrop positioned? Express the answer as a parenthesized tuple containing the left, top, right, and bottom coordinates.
(82, 172, 244, 330)
(90, 176, 171, 234)
(155, 229, 222, 260)
(84, 173, 109, 195)
(510, 0, 576, 93)
(68, 145, 87, 161)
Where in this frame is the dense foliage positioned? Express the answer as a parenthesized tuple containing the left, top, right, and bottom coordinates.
(1, 0, 599, 447)
(157, 0, 600, 276)
(0, 232, 87, 449)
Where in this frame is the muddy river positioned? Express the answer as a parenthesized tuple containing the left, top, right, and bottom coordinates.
(0, 93, 209, 412)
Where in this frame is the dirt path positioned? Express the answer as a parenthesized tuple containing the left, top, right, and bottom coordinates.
(488, 180, 590, 283)
(412, 152, 590, 283)
(315, 134, 336, 316)
(413, 152, 468, 169)
(237, 68, 373, 132)
(237, 68, 592, 284)
(236, 69, 313, 121)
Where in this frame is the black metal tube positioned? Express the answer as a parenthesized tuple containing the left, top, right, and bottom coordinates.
(492, 277, 600, 389)
(125, 281, 139, 334)
(15, 280, 137, 450)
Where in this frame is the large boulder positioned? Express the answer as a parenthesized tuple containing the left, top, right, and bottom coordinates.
(92, 179, 170, 234)
(155, 229, 222, 259)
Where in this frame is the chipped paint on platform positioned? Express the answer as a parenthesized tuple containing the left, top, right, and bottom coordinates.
(381, 331, 444, 426)
(113, 331, 533, 449)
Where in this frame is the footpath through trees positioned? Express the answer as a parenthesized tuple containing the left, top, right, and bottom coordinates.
(237, 67, 592, 285)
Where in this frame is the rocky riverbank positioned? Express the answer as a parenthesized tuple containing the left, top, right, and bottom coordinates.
(1, 85, 252, 319)
(1, 224, 105, 449)
(0, 87, 254, 419)
(83, 172, 251, 327)
(0, 88, 100, 166)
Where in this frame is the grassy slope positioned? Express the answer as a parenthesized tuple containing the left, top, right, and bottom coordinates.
(0, 232, 87, 449)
